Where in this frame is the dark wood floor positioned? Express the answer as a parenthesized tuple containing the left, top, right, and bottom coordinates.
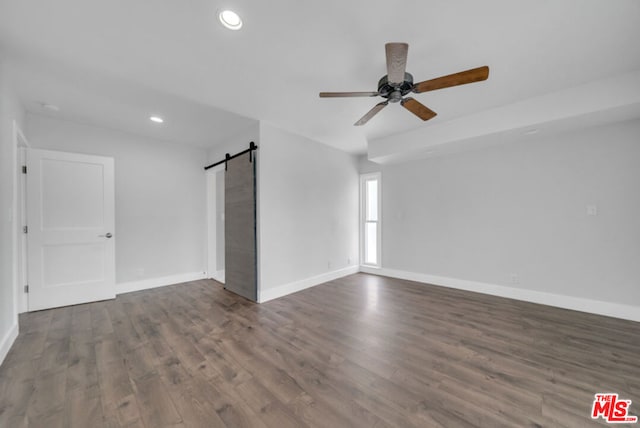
(1, 273, 638, 427)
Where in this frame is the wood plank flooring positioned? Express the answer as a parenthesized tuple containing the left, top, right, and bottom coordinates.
(1, 273, 639, 427)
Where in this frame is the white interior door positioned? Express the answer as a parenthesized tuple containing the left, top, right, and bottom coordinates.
(27, 149, 115, 311)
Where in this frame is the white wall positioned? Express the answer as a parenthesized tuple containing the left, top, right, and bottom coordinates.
(361, 119, 640, 320)
(206, 122, 259, 165)
(26, 114, 208, 291)
(204, 121, 360, 301)
(258, 122, 359, 301)
(0, 60, 25, 364)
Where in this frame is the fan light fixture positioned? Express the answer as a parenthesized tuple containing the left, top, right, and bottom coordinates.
(150, 116, 164, 123)
(219, 10, 242, 30)
(319, 42, 490, 126)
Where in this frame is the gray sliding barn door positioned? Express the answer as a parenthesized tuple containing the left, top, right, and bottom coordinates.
(224, 151, 257, 301)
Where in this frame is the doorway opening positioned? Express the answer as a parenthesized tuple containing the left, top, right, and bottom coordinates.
(206, 167, 225, 283)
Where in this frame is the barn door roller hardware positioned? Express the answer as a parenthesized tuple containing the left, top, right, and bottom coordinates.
(204, 142, 257, 171)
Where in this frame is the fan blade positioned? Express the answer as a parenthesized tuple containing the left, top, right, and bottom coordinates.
(319, 91, 379, 98)
(385, 42, 409, 85)
(354, 101, 388, 126)
(413, 66, 489, 93)
(401, 98, 437, 121)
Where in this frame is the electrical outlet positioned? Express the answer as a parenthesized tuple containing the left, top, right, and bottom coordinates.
(347, 257, 351, 265)
(327, 261, 332, 270)
(135, 268, 145, 278)
(587, 204, 598, 216)
(510, 274, 520, 285)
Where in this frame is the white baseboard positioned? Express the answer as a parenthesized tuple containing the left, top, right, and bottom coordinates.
(0, 322, 19, 366)
(116, 271, 207, 295)
(259, 265, 359, 303)
(360, 266, 640, 323)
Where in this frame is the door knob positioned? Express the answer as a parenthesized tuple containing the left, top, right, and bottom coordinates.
(99, 233, 113, 238)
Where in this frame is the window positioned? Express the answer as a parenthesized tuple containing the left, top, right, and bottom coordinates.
(361, 173, 381, 267)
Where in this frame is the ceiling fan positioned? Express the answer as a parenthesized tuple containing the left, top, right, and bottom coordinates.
(319, 43, 489, 126)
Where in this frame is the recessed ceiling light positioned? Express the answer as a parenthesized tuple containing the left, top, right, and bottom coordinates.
(150, 116, 164, 123)
(524, 128, 539, 135)
(218, 10, 242, 30)
(41, 103, 60, 112)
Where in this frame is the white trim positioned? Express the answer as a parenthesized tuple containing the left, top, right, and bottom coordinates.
(17, 147, 28, 313)
(0, 322, 19, 366)
(13, 122, 30, 315)
(11, 122, 18, 321)
(116, 271, 207, 295)
(360, 266, 640, 323)
(12, 122, 29, 319)
(259, 266, 359, 303)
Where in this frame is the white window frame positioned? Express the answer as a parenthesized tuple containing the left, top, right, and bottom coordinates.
(360, 172, 381, 268)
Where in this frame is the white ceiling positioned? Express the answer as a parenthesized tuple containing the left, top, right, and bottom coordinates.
(1, 0, 639, 154)
(5, 60, 258, 148)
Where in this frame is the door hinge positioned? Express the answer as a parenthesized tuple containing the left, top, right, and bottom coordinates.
(22, 165, 27, 174)
(23, 225, 28, 234)
(24, 285, 29, 293)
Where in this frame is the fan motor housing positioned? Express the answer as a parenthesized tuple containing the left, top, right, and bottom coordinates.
(378, 72, 414, 102)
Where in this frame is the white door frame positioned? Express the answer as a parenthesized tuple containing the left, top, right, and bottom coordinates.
(206, 165, 225, 283)
(13, 121, 30, 314)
